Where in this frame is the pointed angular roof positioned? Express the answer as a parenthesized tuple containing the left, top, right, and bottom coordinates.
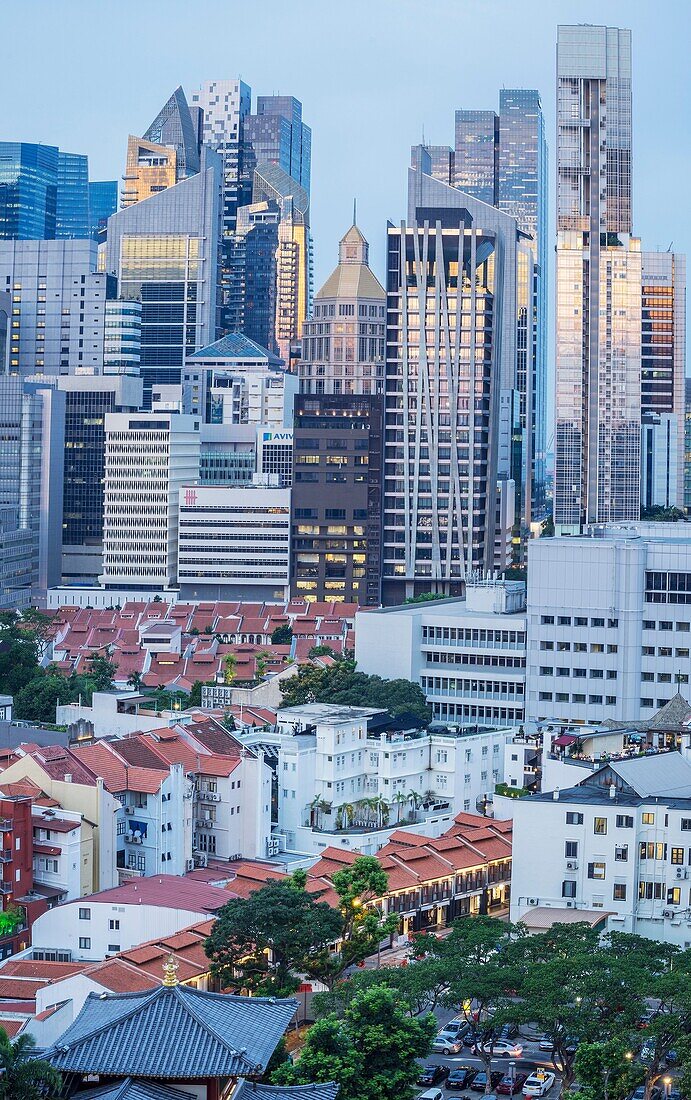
(144, 86, 200, 179)
(73, 1080, 196, 1100)
(316, 223, 385, 301)
(187, 332, 284, 366)
(46, 985, 298, 1079)
(648, 692, 691, 729)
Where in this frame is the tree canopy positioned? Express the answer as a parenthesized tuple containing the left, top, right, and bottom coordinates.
(279, 656, 431, 725)
(0, 1030, 62, 1100)
(271, 624, 293, 645)
(272, 986, 435, 1100)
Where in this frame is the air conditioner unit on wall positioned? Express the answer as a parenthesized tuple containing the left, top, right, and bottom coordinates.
(566, 860, 578, 871)
(526, 897, 539, 906)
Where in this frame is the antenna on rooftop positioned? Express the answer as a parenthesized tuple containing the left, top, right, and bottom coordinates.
(353, 197, 357, 225)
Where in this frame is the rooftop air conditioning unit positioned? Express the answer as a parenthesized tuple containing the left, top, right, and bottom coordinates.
(185, 859, 194, 872)
(566, 860, 578, 871)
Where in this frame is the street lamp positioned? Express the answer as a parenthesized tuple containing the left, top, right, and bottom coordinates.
(663, 1077, 672, 1099)
(625, 1053, 633, 1062)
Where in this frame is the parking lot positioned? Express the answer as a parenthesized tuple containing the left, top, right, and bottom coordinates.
(418, 1019, 563, 1099)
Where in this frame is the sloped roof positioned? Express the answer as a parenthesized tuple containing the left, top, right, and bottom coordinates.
(607, 751, 691, 798)
(188, 332, 283, 366)
(648, 692, 691, 729)
(46, 985, 298, 1079)
(316, 262, 385, 301)
(234, 1083, 339, 1100)
(73, 1076, 196, 1100)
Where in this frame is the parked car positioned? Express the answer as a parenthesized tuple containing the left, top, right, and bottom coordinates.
(497, 1073, 529, 1095)
(473, 1039, 524, 1059)
(447, 1067, 478, 1091)
(470, 1071, 504, 1093)
(522, 1072, 556, 1097)
(499, 1024, 520, 1040)
(464, 1028, 489, 1047)
(418, 1065, 449, 1086)
(440, 1019, 471, 1041)
(629, 1087, 661, 1100)
(538, 1037, 555, 1053)
(432, 1036, 464, 1055)
(418, 1089, 445, 1100)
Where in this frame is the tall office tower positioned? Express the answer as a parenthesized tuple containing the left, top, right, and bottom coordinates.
(191, 80, 252, 236)
(411, 144, 454, 185)
(381, 166, 529, 604)
(104, 299, 142, 375)
(100, 411, 200, 591)
(252, 164, 311, 365)
(454, 111, 499, 203)
(56, 152, 89, 239)
(0, 239, 115, 377)
(106, 147, 222, 408)
(0, 143, 58, 239)
(226, 202, 279, 349)
(88, 181, 118, 241)
(122, 87, 201, 208)
(639, 252, 686, 510)
(0, 376, 64, 606)
(58, 374, 143, 585)
(685, 379, 691, 514)
(554, 25, 641, 532)
(498, 89, 548, 523)
(0, 290, 9, 370)
(243, 96, 311, 195)
(290, 224, 386, 605)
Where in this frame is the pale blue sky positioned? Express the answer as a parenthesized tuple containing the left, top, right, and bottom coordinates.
(6, 0, 690, 390)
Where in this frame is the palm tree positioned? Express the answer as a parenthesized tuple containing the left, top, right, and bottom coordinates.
(407, 789, 423, 818)
(223, 653, 237, 685)
(391, 790, 409, 823)
(0, 1030, 62, 1099)
(309, 796, 332, 829)
(422, 789, 437, 808)
(127, 671, 143, 692)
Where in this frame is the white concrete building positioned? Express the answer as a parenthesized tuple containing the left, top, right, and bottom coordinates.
(177, 484, 291, 602)
(100, 411, 200, 590)
(29, 876, 228, 961)
(508, 750, 691, 948)
(183, 332, 297, 429)
(356, 580, 527, 727)
(526, 524, 691, 726)
(260, 703, 513, 855)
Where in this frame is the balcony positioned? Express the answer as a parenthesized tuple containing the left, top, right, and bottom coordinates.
(0, 851, 12, 864)
(0, 882, 12, 894)
(0, 820, 13, 832)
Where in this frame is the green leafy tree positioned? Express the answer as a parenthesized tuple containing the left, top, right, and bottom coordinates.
(0, 1030, 62, 1100)
(86, 654, 117, 692)
(204, 872, 343, 996)
(188, 680, 209, 707)
(224, 653, 237, 685)
(13, 673, 75, 723)
(313, 954, 450, 1019)
(280, 656, 431, 725)
(0, 905, 25, 939)
(574, 1041, 643, 1100)
(272, 985, 435, 1100)
(309, 644, 336, 658)
(305, 856, 399, 989)
(0, 611, 43, 696)
(126, 671, 143, 692)
(404, 592, 447, 604)
(271, 624, 293, 645)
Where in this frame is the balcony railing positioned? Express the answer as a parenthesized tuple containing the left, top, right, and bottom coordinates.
(0, 820, 13, 832)
(0, 882, 12, 894)
(0, 851, 12, 864)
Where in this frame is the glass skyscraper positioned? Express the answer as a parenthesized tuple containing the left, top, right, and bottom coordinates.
(56, 151, 90, 239)
(0, 143, 58, 239)
(554, 25, 640, 531)
(454, 111, 499, 204)
(106, 146, 222, 408)
(88, 180, 118, 241)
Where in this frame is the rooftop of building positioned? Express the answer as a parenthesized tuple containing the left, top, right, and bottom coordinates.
(46, 983, 298, 1080)
(188, 332, 284, 366)
(62, 875, 229, 913)
(276, 703, 386, 725)
(534, 751, 691, 808)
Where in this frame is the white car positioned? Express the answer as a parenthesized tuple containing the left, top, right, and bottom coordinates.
(523, 1072, 556, 1097)
(418, 1090, 445, 1100)
(474, 1039, 524, 1058)
(432, 1036, 463, 1055)
(538, 1037, 555, 1052)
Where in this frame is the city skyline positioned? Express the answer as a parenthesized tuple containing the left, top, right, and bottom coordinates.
(5, 0, 690, 306)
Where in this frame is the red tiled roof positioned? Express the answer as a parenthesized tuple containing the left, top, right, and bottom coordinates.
(0, 1019, 25, 1037)
(76, 875, 229, 913)
(0, 960, 83, 980)
(0, 978, 46, 999)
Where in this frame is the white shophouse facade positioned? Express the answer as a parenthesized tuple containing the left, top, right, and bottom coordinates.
(270, 703, 513, 855)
